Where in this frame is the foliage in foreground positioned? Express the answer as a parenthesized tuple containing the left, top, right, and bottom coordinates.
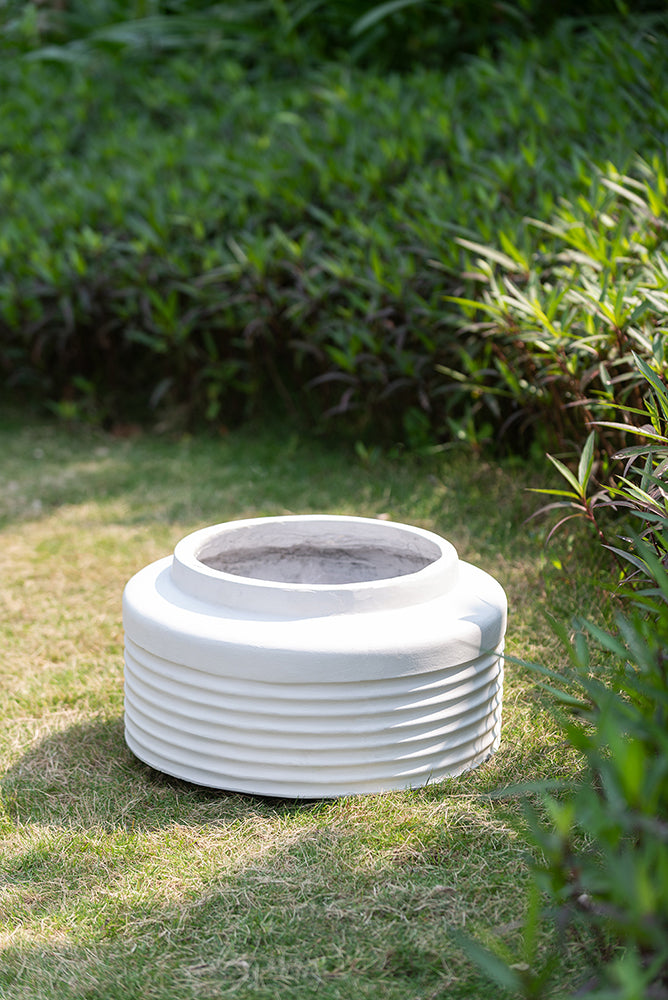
(469, 588, 668, 999)
(467, 359, 668, 997)
(0, 14, 666, 446)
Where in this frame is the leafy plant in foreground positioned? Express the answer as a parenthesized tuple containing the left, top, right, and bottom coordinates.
(464, 352, 668, 998)
(531, 352, 668, 591)
(461, 536, 668, 999)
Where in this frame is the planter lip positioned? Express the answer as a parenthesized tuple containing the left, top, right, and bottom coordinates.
(123, 555, 506, 680)
(171, 513, 459, 617)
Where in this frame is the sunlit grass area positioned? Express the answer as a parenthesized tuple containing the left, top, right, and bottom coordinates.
(0, 413, 609, 999)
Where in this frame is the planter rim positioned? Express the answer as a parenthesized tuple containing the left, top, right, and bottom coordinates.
(171, 514, 459, 617)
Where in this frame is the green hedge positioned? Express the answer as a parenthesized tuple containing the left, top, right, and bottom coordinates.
(1, 13, 667, 443)
(3, 0, 667, 70)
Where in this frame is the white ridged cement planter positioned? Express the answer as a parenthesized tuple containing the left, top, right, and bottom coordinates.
(123, 515, 506, 797)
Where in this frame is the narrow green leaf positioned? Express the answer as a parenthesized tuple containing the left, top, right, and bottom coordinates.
(352, 0, 426, 36)
(546, 454, 583, 497)
(601, 176, 651, 211)
(633, 352, 668, 424)
(527, 487, 581, 499)
(454, 237, 520, 272)
(605, 544, 652, 577)
(442, 296, 504, 318)
(596, 422, 665, 443)
(452, 933, 523, 993)
(577, 431, 596, 491)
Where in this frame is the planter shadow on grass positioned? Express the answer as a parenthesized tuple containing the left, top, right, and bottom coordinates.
(1, 716, 567, 997)
(3, 698, 563, 834)
(2, 716, 285, 832)
(3, 716, 416, 830)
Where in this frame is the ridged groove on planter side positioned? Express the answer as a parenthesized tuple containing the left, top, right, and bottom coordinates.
(124, 635, 503, 797)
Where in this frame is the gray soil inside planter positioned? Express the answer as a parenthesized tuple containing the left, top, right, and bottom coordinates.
(199, 544, 436, 585)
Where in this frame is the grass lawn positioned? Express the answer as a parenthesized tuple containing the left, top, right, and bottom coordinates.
(0, 413, 608, 999)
